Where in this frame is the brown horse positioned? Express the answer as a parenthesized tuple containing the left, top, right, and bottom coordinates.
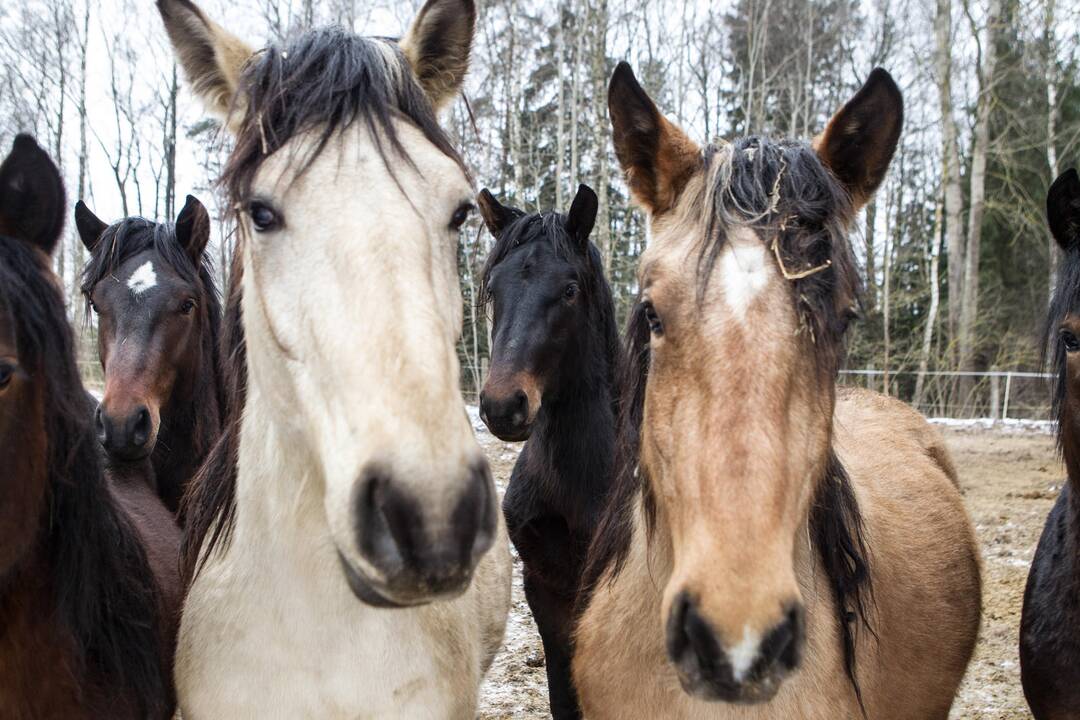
(1020, 167, 1080, 718)
(0, 134, 181, 719)
(76, 196, 224, 515)
(573, 66, 981, 718)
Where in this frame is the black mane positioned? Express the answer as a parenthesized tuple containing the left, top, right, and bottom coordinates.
(221, 26, 467, 201)
(185, 25, 464, 579)
(581, 135, 872, 708)
(0, 234, 168, 716)
(1044, 242, 1080, 449)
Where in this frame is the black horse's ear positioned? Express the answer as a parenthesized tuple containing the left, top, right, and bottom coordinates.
(175, 194, 211, 264)
(566, 184, 598, 251)
(814, 68, 903, 211)
(0, 134, 66, 256)
(477, 189, 523, 238)
(1048, 169, 1080, 253)
(75, 201, 109, 252)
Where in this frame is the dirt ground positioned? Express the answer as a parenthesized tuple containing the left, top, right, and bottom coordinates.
(473, 413, 1060, 720)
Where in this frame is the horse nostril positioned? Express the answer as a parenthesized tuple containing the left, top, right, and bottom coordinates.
(131, 406, 152, 448)
(512, 390, 528, 422)
(452, 461, 497, 566)
(354, 467, 411, 577)
(94, 405, 107, 445)
(667, 592, 724, 680)
(758, 605, 804, 674)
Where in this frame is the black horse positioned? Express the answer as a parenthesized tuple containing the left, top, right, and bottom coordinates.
(76, 197, 224, 515)
(478, 184, 619, 720)
(1021, 167, 1080, 719)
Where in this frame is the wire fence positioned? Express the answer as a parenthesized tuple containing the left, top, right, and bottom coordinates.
(460, 363, 1056, 421)
(80, 358, 1053, 422)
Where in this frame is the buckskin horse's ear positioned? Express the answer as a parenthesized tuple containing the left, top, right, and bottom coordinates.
(0, 134, 65, 257)
(75, 201, 108, 253)
(566, 184, 598, 252)
(175, 195, 212, 264)
(400, 0, 476, 112)
(477, 189, 523, 238)
(157, 0, 255, 131)
(1048, 169, 1080, 253)
(608, 62, 701, 216)
(814, 68, 903, 212)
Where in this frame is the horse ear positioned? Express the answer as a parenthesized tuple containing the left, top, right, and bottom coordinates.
(0, 134, 66, 257)
(1048, 169, 1080, 252)
(157, 0, 255, 131)
(608, 62, 701, 216)
(175, 195, 212, 264)
(75, 201, 108, 253)
(400, 0, 476, 112)
(566, 184, 598, 251)
(814, 68, 903, 211)
(477, 189, 522, 238)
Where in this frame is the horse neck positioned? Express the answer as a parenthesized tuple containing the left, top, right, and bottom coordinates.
(155, 320, 224, 498)
(233, 379, 325, 554)
(1059, 393, 1080, 540)
(527, 316, 618, 526)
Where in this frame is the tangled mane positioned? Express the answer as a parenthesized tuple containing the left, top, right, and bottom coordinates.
(581, 136, 873, 709)
(1043, 241, 1080, 451)
(0, 234, 169, 715)
(183, 25, 466, 580)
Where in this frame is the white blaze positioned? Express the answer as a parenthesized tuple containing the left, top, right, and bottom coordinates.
(719, 230, 769, 321)
(728, 625, 762, 683)
(127, 261, 158, 296)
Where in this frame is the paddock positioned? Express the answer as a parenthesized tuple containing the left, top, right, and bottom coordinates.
(472, 410, 1059, 720)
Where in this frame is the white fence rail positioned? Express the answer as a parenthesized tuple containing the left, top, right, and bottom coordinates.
(837, 369, 1054, 421)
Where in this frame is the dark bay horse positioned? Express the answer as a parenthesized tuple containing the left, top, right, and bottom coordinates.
(1021, 167, 1080, 719)
(573, 66, 981, 718)
(76, 196, 224, 515)
(0, 134, 181, 718)
(478, 184, 618, 719)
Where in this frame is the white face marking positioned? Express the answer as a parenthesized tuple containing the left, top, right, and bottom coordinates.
(127, 261, 158, 296)
(728, 624, 762, 683)
(719, 230, 769, 322)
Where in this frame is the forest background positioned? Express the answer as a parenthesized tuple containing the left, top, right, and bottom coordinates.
(2, 0, 1078, 416)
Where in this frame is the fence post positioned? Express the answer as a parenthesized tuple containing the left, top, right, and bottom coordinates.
(1002, 372, 1013, 421)
(865, 363, 875, 391)
(989, 368, 1000, 421)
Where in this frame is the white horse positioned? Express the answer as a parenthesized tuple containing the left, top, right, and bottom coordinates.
(157, 0, 511, 715)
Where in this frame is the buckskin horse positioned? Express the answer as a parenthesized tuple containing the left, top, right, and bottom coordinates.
(573, 65, 981, 719)
(157, 0, 511, 715)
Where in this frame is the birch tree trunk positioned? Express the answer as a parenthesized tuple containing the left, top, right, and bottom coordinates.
(1045, 0, 1060, 302)
(555, 5, 566, 209)
(934, 0, 965, 363)
(590, 0, 611, 265)
(915, 188, 945, 408)
(957, 0, 1002, 391)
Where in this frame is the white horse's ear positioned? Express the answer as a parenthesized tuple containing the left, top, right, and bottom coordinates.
(400, 0, 476, 112)
(157, 0, 255, 132)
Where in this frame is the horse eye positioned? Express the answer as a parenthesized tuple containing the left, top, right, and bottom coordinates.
(643, 301, 663, 336)
(1062, 330, 1080, 352)
(248, 201, 282, 232)
(564, 282, 579, 301)
(180, 299, 197, 316)
(450, 203, 473, 231)
(89, 299, 100, 315)
(0, 363, 13, 389)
